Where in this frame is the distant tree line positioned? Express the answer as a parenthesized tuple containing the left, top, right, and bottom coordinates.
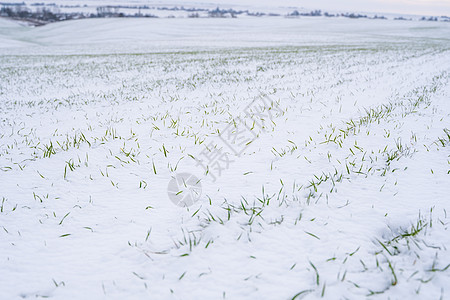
(287, 10, 373, 19)
(0, 4, 158, 25)
(1, 5, 83, 23)
(286, 9, 448, 21)
(1, 4, 448, 26)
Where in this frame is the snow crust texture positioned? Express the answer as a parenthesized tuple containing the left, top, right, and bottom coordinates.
(0, 17, 449, 300)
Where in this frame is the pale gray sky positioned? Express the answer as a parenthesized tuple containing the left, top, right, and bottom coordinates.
(9, 0, 450, 16)
(191, 0, 450, 16)
(301, 0, 450, 16)
(187, 0, 450, 16)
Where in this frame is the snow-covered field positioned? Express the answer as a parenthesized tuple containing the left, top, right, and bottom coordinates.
(0, 17, 449, 299)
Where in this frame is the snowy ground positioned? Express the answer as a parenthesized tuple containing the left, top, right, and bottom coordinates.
(0, 17, 449, 299)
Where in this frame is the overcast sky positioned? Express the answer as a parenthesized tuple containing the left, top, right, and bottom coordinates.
(160, 0, 450, 16)
(303, 0, 450, 16)
(8, 0, 450, 16)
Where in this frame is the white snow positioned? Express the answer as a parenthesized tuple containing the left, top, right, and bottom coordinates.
(0, 17, 449, 299)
